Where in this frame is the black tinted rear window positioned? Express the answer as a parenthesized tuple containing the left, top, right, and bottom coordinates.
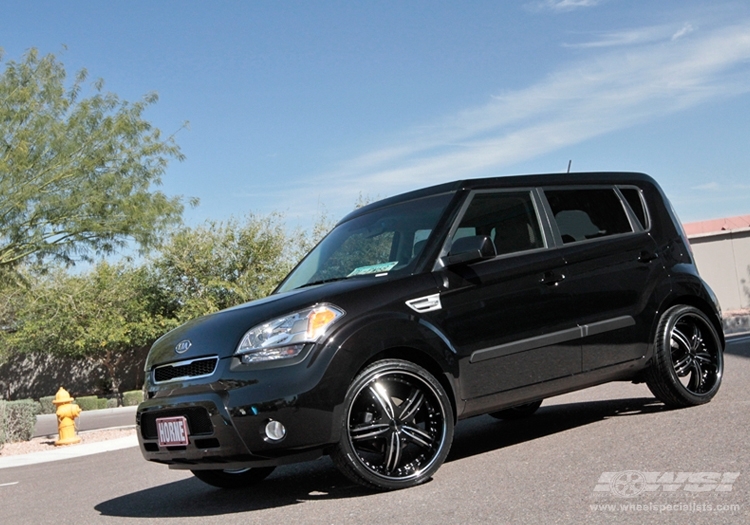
(545, 188, 633, 244)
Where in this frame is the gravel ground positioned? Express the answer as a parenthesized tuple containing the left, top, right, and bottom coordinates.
(0, 428, 135, 457)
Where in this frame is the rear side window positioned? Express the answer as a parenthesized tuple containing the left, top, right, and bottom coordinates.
(545, 188, 633, 244)
(451, 191, 545, 256)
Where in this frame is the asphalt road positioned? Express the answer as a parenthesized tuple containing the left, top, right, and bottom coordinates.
(2, 337, 748, 524)
(34, 406, 137, 438)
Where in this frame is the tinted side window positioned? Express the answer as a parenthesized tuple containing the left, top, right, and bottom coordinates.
(545, 188, 632, 244)
(452, 191, 545, 256)
(619, 187, 649, 230)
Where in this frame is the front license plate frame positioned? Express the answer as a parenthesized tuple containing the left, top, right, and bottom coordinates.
(156, 416, 190, 447)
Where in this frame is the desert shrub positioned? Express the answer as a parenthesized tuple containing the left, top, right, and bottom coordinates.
(75, 396, 99, 411)
(122, 390, 143, 407)
(0, 399, 38, 443)
(38, 396, 56, 415)
(0, 402, 6, 449)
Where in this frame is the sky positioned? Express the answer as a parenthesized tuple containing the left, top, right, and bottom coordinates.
(3, 0, 750, 229)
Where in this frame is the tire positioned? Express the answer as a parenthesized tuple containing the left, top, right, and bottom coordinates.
(190, 467, 275, 489)
(332, 359, 454, 491)
(646, 305, 723, 408)
(489, 399, 543, 420)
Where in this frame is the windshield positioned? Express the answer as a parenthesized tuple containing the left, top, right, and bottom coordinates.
(276, 193, 453, 293)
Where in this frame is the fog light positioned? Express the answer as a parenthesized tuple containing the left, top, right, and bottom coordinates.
(265, 420, 286, 441)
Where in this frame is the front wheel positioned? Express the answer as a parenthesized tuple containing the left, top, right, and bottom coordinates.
(191, 467, 275, 489)
(646, 305, 723, 408)
(332, 359, 454, 491)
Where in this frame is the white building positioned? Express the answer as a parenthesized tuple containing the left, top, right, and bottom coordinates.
(684, 215, 750, 334)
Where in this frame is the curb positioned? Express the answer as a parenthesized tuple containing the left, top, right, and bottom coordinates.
(0, 434, 139, 470)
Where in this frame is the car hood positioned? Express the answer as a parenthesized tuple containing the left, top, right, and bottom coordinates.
(143, 276, 401, 369)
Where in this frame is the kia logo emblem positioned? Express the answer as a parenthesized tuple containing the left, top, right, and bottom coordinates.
(174, 340, 192, 354)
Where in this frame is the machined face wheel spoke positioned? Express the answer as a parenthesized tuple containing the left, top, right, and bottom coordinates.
(670, 327, 694, 376)
(350, 422, 391, 441)
(401, 425, 435, 449)
(672, 352, 692, 376)
(694, 351, 713, 363)
(368, 382, 396, 421)
(671, 327, 692, 354)
(398, 388, 425, 423)
(688, 359, 705, 392)
(689, 328, 704, 354)
(384, 429, 403, 472)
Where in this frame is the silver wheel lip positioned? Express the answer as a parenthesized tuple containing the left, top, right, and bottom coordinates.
(667, 310, 723, 396)
(345, 368, 449, 483)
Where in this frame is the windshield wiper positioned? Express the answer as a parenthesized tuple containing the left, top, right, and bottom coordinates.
(297, 276, 351, 289)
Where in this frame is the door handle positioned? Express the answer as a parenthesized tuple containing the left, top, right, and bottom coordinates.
(638, 250, 658, 263)
(540, 271, 565, 286)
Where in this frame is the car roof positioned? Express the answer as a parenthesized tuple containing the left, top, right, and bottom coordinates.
(340, 171, 657, 224)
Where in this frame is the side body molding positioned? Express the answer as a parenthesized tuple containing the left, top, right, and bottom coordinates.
(470, 316, 635, 363)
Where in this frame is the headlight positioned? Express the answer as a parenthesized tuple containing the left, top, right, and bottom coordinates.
(235, 304, 345, 364)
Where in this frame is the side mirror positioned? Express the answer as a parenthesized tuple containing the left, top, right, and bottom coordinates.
(441, 235, 496, 266)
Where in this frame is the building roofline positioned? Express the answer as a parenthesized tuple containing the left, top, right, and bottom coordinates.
(683, 215, 750, 238)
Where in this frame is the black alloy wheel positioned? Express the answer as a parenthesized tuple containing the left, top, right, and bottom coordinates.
(332, 359, 454, 490)
(646, 305, 723, 407)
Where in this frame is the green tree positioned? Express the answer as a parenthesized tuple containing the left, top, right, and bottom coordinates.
(149, 214, 295, 321)
(0, 48, 189, 270)
(292, 205, 335, 262)
(1, 262, 173, 393)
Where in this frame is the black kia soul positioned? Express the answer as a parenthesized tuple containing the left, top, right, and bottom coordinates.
(137, 172, 724, 491)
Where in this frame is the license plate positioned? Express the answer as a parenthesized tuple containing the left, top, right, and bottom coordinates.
(156, 416, 190, 447)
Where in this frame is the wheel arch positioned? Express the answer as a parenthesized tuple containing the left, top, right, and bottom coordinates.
(654, 293, 725, 352)
(360, 345, 460, 423)
(323, 313, 462, 424)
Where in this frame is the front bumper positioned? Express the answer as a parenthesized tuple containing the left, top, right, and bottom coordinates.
(137, 356, 341, 470)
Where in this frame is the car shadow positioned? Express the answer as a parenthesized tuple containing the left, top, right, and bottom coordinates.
(447, 396, 665, 462)
(95, 395, 663, 518)
(95, 458, 369, 517)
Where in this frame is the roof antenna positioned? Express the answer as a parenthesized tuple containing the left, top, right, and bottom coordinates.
(566, 160, 572, 173)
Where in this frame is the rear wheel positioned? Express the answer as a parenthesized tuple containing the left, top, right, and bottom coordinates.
(191, 467, 275, 489)
(489, 399, 543, 420)
(646, 305, 723, 408)
(332, 359, 454, 490)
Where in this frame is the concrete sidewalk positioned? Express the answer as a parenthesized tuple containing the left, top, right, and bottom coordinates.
(0, 434, 138, 470)
(0, 405, 141, 470)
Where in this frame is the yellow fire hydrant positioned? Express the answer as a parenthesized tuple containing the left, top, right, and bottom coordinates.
(53, 387, 82, 446)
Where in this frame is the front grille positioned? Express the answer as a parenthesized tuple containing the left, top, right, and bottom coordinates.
(153, 356, 218, 384)
(141, 406, 214, 440)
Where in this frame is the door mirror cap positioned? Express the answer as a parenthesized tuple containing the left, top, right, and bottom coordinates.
(442, 235, 497, 266)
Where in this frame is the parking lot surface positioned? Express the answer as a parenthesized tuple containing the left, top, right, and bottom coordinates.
(1, 336, 747, 524)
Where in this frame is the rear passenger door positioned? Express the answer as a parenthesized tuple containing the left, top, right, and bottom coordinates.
(542, 186, 666, 370)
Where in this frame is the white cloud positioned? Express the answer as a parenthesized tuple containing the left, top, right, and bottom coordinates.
(531, 0, 602, 12)
(277, 20, 750, 219)
(563, 25, 681, 49)
(672, 23, 695, 41)
(564, 22, 698, 49)
(692, 182, 720, 191)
